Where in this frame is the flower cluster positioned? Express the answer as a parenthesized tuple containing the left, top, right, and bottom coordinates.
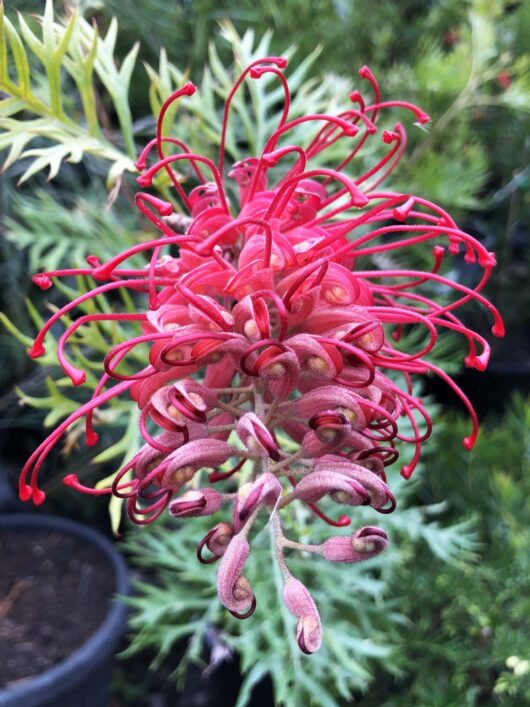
(21, 58, 502, 653)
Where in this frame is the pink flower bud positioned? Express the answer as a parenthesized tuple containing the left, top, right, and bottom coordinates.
(233, 295, 270, 341)
(321, 526, 388, 563)
(262, 349, 300, 401)
(133, 444, 165, 483)
(304, 307, 383, 353)
(353, 453, 386, 480)
(187, 292, 234, 330)
(233, 472, 282, 528)
(315, 457, 395, 512)
(294, 471, 371, 507)
(150, 387, 189, 431)
(237, 413, 280, 460)
(168, 488, 223, 518)
(292, 384, 367, 431)
(278, 272, 320, 326)
(300, 430, 343, 458)
(130, 367, 196, 410)
(216, 535, 256, 619)
(189, 334, 248, 368)
(240, 345, 300, 400)
(145, 303, 190, 333)
(309, 410, 351, 444)
(287, 334, 343, 379)
(160, 439, 234, 490)
(320, 263, 363, 307)
(171, 378, 217, 419)
(188, 182, 221, 213)
(283, 578, 322, 654)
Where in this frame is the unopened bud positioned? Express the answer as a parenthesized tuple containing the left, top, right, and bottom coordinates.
(216, 535, 255, 618)
(283, 577, 321, 654)
(168, 488, 223, 518)
(321, 526, 388, 563)
(234, 473, 282, 528)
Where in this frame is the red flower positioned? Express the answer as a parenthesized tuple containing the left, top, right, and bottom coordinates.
(22, 58, 502, 651)
(496, 70, 512, 91)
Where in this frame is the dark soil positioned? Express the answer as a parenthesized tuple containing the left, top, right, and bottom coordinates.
(0, 527, 115, 688)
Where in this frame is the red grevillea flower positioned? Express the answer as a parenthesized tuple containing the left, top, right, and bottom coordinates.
(22, 58, 503, 653)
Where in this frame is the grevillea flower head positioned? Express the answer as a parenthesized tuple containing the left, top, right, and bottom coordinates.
(22, 56, 503, 652)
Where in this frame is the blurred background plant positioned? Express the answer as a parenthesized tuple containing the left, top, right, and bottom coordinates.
(0, 0, 529, 705)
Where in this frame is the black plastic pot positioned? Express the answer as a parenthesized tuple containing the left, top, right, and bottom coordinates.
(0, 514, 129, 707)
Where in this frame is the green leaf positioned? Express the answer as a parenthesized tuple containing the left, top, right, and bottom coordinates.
(17, 13, 46, 62)
(17, 141, 83, 182)
(4, 14, 31, 96)
(0, 312, 33, 347)
(0, 4, 136, 182)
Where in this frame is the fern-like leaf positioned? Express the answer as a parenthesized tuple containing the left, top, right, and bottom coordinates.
(0, 0, 137, 185)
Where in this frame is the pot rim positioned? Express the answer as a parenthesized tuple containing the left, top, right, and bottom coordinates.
(0, 513, 129, 707)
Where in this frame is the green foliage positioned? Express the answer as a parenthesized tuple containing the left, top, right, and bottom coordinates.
(0, 0, 137, 185)
(360, 394, 530, 707)
(389, 0, 530, 210)
(4, 185, 142, 271)
(0, 2, 337, 193)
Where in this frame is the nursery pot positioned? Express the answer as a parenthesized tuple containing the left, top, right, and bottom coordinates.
(0, 514, 129, 707)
